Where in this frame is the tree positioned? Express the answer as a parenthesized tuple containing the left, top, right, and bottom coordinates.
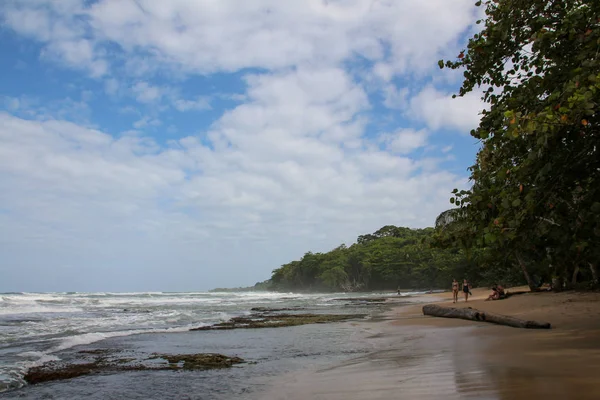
(439, 0, 600, 289)
(269, 225, 483, 292)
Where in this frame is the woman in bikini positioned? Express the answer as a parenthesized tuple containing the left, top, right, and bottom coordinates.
(452, 279, 459, 303)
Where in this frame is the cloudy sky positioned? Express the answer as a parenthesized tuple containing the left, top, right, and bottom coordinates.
(0, 0, 485, 292)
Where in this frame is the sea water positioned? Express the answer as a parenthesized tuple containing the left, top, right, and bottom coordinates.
(0, 290, 422, 396)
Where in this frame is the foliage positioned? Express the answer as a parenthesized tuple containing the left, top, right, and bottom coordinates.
(269, 225, 504, 292)
(210, 280, 273, 292)
(437, 0, 600, 289)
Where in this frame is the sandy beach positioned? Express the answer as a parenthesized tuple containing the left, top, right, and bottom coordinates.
(261, 288, 600, 400)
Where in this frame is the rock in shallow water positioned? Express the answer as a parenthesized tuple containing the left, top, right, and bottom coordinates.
(190, 313, 365, 331)
(151, 353, 245, 370)
(24, 353, 245, 384)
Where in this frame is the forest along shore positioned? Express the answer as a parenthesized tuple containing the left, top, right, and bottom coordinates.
(259, 288, 600, 400)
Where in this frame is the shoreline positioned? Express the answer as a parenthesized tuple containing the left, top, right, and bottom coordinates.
(4, 289, 599, 399)
(259, 287, 600, 400)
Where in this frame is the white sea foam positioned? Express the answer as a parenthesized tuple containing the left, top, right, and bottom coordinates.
(49, 325, 198, 353)
(0, 323, 209, 393)
(0, 305, 84, 315)
(17, 352, 61, 365)
(0, 290, 382, 392)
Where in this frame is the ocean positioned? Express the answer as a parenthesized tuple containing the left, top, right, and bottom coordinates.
(0, 290, 423, 399)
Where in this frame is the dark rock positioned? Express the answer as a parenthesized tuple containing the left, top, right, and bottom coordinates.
(23, 353, 246, 385)
(331, 297, 388, 303)
(77, 349, 115, 355)
(190, 313, 365, 331)
(250, 307, 304, 312)
(25, 363, 98, 385)
(150, 353, 244, 370)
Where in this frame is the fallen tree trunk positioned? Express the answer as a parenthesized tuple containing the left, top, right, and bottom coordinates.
(422, 304, 551, 329)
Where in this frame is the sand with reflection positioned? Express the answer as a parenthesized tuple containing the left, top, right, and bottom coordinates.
(260, 289, 600, 400)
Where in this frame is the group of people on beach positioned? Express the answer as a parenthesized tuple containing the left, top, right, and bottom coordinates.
(451, 279, 471, 303)
(451, 278, 506, 303)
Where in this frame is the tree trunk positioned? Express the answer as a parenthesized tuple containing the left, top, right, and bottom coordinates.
(571, 265, 580, 285)
(422, 304, 551, 329)
(590, 263, 598, 284)
(515, 252, 536, 291)
(553, 265, 565, 292)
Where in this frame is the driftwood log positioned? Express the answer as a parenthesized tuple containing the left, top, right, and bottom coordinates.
(422, 304, 551, 329)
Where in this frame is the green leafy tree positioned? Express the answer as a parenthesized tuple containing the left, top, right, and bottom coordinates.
(269, 225, 483, 292)
(439, 0, 599, 289)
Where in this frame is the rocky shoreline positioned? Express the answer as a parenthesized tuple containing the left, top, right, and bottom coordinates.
(22, 310, 366, 386)
(24, 351, 246, 385)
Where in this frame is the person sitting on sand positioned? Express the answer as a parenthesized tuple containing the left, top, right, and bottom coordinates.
(463, 279, 471, 302)
(486, 284, 506, 301)
(452, 279, 459, 303)
(497, 285, 505, 298)
(486, 287, 500, 301)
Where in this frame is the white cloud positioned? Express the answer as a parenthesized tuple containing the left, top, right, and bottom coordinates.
(173, 97, 211, 112)
(126, 82, 212, 113)
(0, 66, 465, 288)
(372, 62, 394, 82)
(0, 0, 478, 79)
(133, 116, 162, 129)
(383, 84, 409, 109)
(0, 0, 108, 77)
(2, 95, 91, 124)
(42, 39, 108, 77)
(131, 81, 164, 103)
(408, 85, 486, 132)
(0, 0, 483, 290)
(384, 128, 428, 154)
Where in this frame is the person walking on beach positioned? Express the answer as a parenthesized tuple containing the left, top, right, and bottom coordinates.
(463, 279, 471, 302)
(452, 279, 459, 303)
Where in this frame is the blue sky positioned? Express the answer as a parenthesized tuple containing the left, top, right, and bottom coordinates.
(0, 0, 485, 292)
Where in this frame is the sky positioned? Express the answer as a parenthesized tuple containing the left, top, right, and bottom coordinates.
(0, 0, 486, 292)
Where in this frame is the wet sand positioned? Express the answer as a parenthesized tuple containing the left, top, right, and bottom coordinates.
(260, 288, 600, 400)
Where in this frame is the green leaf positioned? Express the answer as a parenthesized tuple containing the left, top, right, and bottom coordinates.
(512, 199, 521, 207)
(484, 233, 496, 243)
(438, 60, 444, 69)
(450, 197, 455, 204)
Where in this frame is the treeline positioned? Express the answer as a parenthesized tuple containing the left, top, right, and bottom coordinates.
(210, 280, 272, 293)
(269, 225, 521, 292)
